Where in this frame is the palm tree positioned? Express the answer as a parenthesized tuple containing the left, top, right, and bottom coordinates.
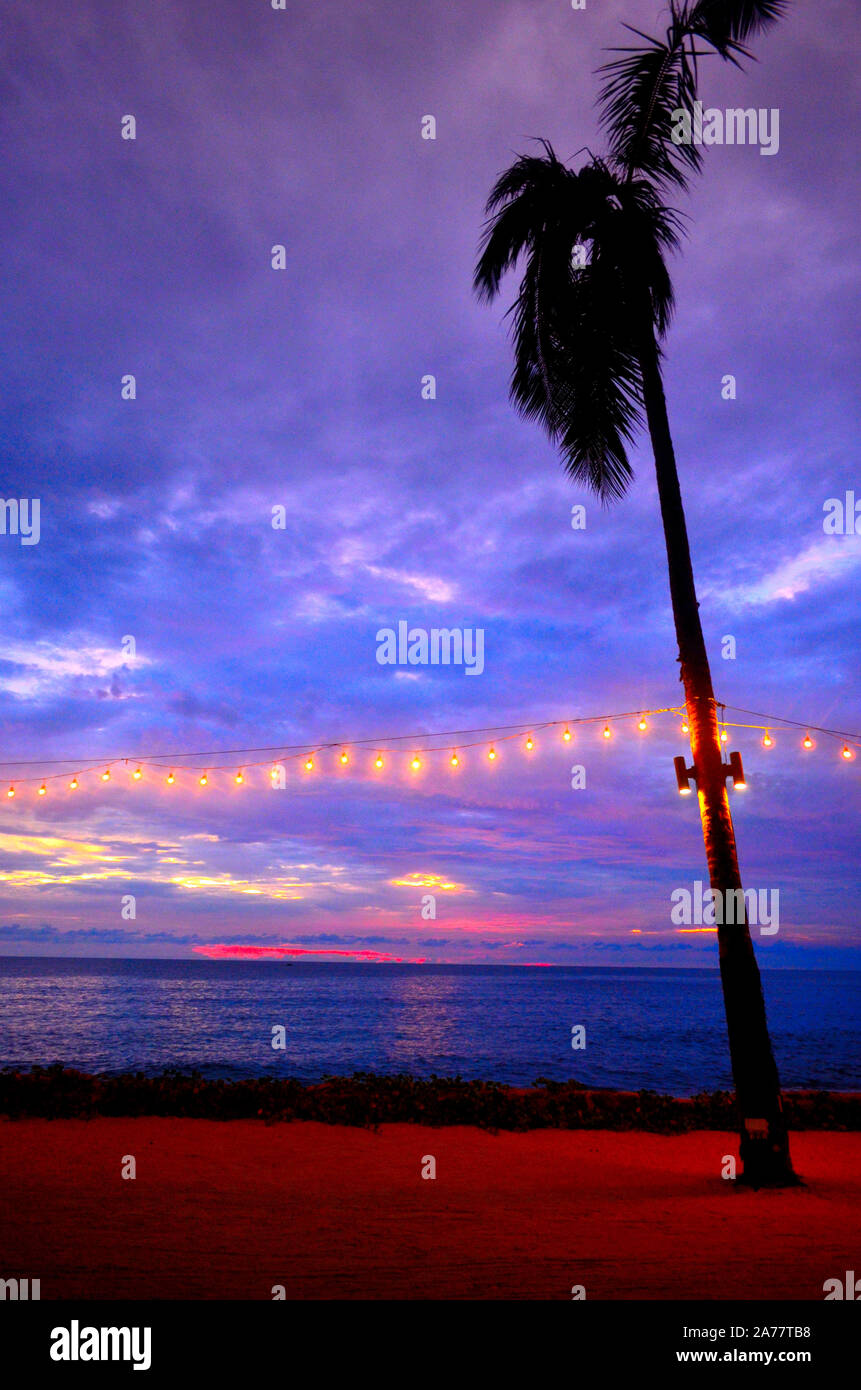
(475, 1, 797, 1185)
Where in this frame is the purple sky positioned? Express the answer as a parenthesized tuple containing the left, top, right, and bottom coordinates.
(0, 0, 858, 966)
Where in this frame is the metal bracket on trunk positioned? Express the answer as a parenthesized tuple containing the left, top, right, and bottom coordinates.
(673, 750, 746, 794)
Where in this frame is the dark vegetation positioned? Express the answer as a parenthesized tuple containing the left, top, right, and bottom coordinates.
(1, 1065, 857, 1132)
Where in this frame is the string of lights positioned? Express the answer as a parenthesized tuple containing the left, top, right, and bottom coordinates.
(0, 702, 858, 798)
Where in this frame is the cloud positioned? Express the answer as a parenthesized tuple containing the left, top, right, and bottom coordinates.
(193, 943, 426, 963)
(0, 638, 150, 700)
(364, 566, 456, 604)
(0, 0, 857, 970)
(388, 871, 465, 891)
(705, 537, 861, 609)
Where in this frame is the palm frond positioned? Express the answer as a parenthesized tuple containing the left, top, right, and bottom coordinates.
(599, 0, 789, 182)
(598, 20, 701, 189)
(474, 5, 788, 503)
(474, 143, 575, 302)
(476, 155, 684, 502)
(513, 259, 643, 502)
(687, 0, 789, 60)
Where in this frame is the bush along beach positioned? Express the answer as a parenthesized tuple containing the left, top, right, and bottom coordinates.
(0, 1065, 857, 1132)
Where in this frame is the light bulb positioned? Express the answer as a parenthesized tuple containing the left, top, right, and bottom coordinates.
(133, 767, 143, 780)
(638, 717, 647, 731)
(101, 769, 111, 781)
(488, 746, 496, 760)
(762, 732, 773, 748)
(199, 773, 208, 786)
(70, 777, 79, 790)
(304, 757, 314, 772)
(450, 752, 459, 767)
(339, 750, 349, 765)
(841, 745, 853, 761)
(562, 727, 572, 742)
(681, 721, 689, 734)
(7, 786, 14, 798)
(525, 736, 534, 751)
(235, 771, 244, 784)
(374, 754, 384, 769)
(166, 771, 175, 784)
(410, 756, 421, 771)
(603, 724, 611, 739)
(38, 783, 47, 796)
(803, 734, 813, 749)
(720, 730, 728, 742)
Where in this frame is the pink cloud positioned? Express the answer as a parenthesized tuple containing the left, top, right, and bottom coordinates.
(193, 943, 426, 963)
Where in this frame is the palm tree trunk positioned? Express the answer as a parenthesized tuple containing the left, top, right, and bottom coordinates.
(637, 328, 797, 1186)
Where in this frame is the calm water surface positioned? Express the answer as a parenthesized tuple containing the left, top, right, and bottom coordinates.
(0, 958, 857, 1094)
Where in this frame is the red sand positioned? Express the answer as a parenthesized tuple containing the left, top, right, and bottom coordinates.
(0, 1120, 857, 1299)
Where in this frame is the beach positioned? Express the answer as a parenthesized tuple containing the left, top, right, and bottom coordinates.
(1, 1120, 857, 1300)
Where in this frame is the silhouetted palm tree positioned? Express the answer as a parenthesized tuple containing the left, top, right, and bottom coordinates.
(475, 1, 797, 1185)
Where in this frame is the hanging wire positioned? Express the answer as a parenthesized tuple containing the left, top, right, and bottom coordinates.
(1, 700, 858, 790)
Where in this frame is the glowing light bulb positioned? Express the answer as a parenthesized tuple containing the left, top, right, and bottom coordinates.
(450, 752, 459, 767)
(603, 724, 611, 739)
(410, 755, 421, 771)
(762, 732, 773, 748)
(803, 734, 813, 749)
(488, 746, 496, 761)
(841, 744, 853, 761)
(270, 766, 279, 780)
(133, 767, 143, 780)
(720, 730, 728, 743)
(304, 757, 314, 772)
(681, 721, 689, 734)
(7, 786, 14, 798)
(374, 754, 384, 769)
(38, 783, 47, 796)
(562, 727, 572, 742)
(101, 768, 111, 781)
(339, 750, 349, 765)
(166, 771, 175, 784)
(235, 771, 244, 784)
(638, 717, 648, 732)
(525, 735, 534, 751)
(70, 777, 79, 790)
(199, 773, 208, 786)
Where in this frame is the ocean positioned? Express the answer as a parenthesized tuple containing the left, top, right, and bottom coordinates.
(0, 958, 857, 1094)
